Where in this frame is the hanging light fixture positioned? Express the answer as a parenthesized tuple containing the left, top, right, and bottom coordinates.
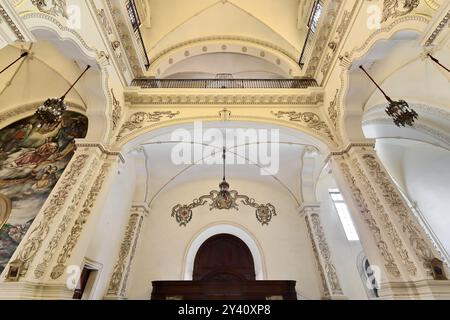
(428, 54, 450, 74)
(359, 65, 418, 127)
(35, 65, 91, 125)
(0, 51, 28, 75)
(172, 147, 277, 227)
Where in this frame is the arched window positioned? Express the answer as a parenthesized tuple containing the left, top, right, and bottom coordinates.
(358, 254, 380, 299)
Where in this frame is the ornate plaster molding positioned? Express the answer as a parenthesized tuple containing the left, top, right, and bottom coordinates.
(50, 163, 112, 280)
(150, 35, 299, 67)
(75, 142, 125, 163)
(8, 154, 90, 278)
(338, 160, 402, 278)
(116, 111, 180, 141)
(124, 91, 325, 106)
(0, 3, 26, 41)
(424, 10, 450, 47)
(107, 211, 143, 297)
(271, 111, 335, 141)
(34, 157, 100, 279)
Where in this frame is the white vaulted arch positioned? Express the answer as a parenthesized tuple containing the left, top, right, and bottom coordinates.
(182, 223, 267, 280)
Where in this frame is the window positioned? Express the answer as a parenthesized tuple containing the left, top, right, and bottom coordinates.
(329, 189, 359, 241)
(308, 1, 323, 33)
(358, 256, 380, 298)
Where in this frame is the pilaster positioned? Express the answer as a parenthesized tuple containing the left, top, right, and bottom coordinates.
(329, 143, 450, 299)
(104, 205, 147, 300)
(301, 204, 346, 300)
(0, 141, 123, 299)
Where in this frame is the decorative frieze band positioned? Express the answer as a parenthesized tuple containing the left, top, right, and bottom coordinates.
(124, 91, 325, 106)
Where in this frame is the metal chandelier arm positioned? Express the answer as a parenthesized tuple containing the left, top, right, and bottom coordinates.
(0, 51, 28, 75)
(60, 65, 91, 100)
(428, 54, 450, 74)
(359, 65, 418, 127)
(359, 65, 392, 102)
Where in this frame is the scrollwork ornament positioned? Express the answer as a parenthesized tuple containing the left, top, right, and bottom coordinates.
(382, 0, 420, 22)
(117, 111, 180, 141)
(13, 154, 89, 277)
(271, 111, 334, 141)
(31, 0, 68, 18)
(172, 181, 276, 227)
(50, 163, 111, 280)
(361, 154, 435, 271)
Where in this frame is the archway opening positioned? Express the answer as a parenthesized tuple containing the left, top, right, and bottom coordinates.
(193, 234, 255, 281)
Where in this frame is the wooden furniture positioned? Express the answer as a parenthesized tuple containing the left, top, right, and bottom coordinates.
(151, 280, 297, 300)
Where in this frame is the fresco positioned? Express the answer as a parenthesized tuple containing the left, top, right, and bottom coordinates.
(0, 112, 88, 273)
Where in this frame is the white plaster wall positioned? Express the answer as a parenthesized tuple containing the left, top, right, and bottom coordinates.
(126, 178, 323, 300)
(84, 156, 137, 300)
(376, 139, 450, 260)
(316, 173, 369, 300)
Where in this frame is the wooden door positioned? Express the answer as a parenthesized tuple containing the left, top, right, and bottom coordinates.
(193, 234, 256, 281)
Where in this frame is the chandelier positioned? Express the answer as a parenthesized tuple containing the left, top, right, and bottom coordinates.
(36, 65, 91, 125)
(359, 65, 418, 127)
(172, 147, 277, 226)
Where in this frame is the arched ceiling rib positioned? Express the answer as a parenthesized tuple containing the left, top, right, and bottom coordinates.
(0, 42, 88, 115)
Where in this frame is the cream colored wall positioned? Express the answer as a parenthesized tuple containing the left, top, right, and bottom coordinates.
(126, 178, 323, 300)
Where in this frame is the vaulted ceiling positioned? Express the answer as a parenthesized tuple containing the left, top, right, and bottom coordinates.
(135, 0, 312, 78)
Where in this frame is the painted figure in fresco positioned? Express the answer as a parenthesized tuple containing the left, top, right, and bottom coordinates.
(13, 139, 59, 168)
(31, 165, 59, 192)
(0, 112, 88, 273)
(0, 123, 33, 153)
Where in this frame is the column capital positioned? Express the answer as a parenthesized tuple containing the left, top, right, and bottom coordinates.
(298, 203, 321, 218)
(130, 203, 150, 217)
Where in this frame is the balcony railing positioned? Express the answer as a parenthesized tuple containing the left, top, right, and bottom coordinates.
(131, 79, 319, 89)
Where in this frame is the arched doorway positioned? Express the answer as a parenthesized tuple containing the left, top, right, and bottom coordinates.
(193, 234, 256, 281)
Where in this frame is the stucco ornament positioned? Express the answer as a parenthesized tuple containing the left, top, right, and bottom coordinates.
(172, 148, 276, 226)
(31, 0, 68, 18)
(382, 0, 420, 22)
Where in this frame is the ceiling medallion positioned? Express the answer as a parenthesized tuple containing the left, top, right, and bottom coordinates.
(359, 66, 418, 127)
(172, 148, 277, 227)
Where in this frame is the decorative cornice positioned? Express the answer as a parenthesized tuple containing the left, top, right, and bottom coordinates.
(424, 11, 450, 47)
(325, 142, 376, 163)
(0, 3, 26, 41)
(124, 91, 325, 106)
(75, 142, 125, 163)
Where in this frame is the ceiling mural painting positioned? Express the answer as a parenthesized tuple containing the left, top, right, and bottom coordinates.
(0, 111, 88, 273)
